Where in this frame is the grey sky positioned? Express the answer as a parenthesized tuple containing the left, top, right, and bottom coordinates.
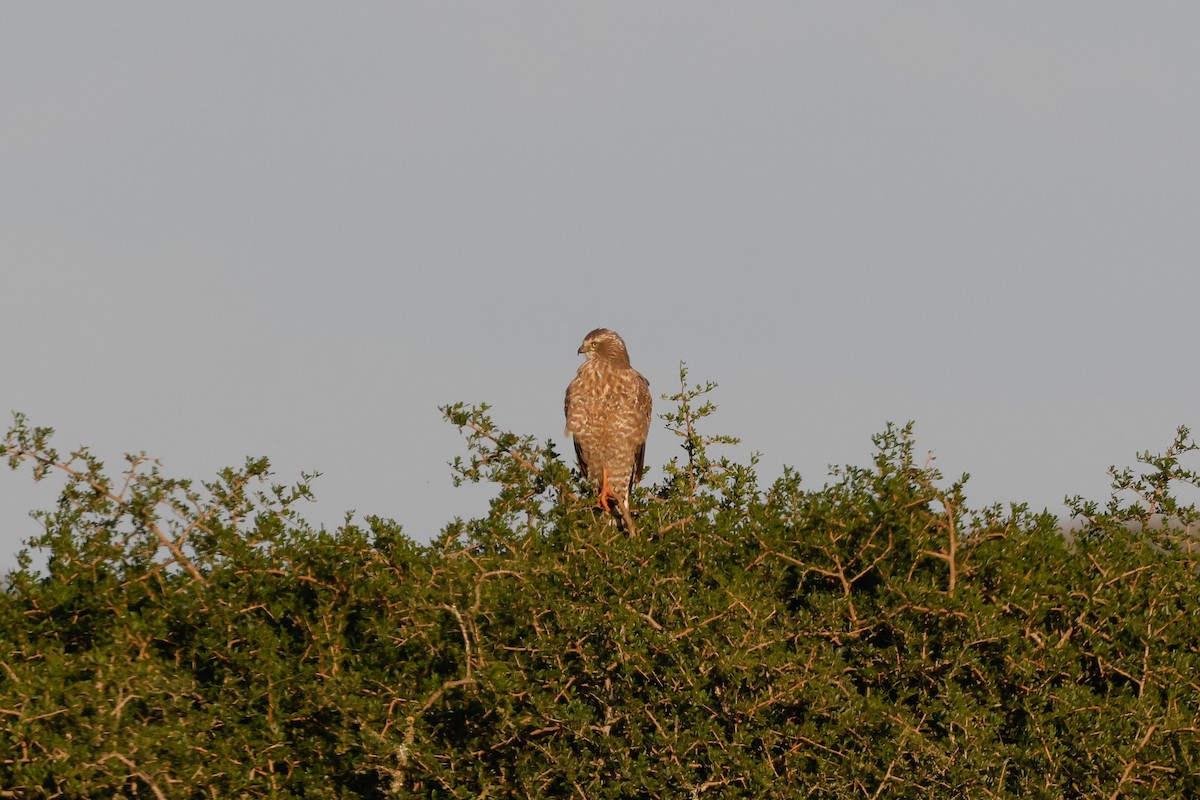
(3, 5, 1198, 571)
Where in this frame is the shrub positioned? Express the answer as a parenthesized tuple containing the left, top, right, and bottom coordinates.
(1, 374, 1197, 798)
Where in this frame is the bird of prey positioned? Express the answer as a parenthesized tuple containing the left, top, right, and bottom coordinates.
(564, 328, 652, 532)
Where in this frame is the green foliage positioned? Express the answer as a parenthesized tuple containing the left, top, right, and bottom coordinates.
(1066, 425, 1200, 544)
(2, 379, 1198, 798)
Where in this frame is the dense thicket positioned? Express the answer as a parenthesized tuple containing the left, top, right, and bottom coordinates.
(2, 371, 1198, 798)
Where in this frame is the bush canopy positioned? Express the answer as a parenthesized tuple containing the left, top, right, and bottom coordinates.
(2, 368, 1198, 798)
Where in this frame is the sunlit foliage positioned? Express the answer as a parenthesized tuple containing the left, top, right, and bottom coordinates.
(2, 370, 1198, 797)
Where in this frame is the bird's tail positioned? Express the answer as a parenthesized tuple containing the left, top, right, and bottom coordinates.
(612, 493, 637, 535)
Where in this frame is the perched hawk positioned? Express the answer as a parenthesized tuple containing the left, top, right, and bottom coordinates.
(564, 328, 652, 531)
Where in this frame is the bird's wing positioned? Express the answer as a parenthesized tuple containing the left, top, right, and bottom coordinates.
(631, 371, 652, 485)
(563, 382, 573, 436)
(564, 375, 590, 477)
(574, 437, 589, 479)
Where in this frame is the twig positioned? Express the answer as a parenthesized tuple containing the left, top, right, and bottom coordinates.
(1108, 724, 1157, 800)
(97, 753, 167, 800)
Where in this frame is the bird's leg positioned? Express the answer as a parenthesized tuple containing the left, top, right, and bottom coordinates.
(595, 468, 617, 513)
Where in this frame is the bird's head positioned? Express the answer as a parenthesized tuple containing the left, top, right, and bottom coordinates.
(578, 328, 632, 367)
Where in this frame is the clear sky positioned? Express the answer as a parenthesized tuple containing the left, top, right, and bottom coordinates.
(3, 5, 1199, 571)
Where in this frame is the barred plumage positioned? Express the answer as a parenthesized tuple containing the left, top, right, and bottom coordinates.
(564, 328, 652, 532)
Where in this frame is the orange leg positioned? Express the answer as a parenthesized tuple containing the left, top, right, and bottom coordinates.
(595, 467, 617, 513)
